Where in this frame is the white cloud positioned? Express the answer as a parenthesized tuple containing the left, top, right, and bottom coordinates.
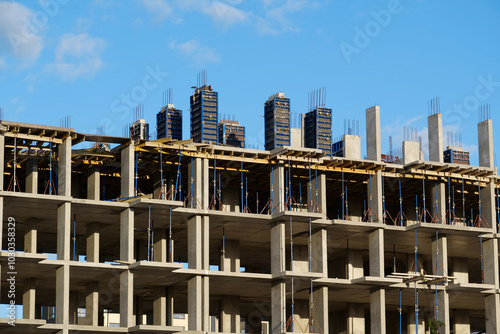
(0, 1, 43, 63)
(203, 1, 249, 26)
(256, 0, 320, 34)
(169, 39, 221, 66)
(46, 33, 106, 81)
(136, 0, 174, 22)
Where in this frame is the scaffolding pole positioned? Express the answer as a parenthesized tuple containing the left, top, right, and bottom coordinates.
(169, 206, 173, 262)
(399, 178, 404, 226)
(147, 204, 152, 261)
(72, 214, 77, 261)
(342, 172, 345, 220)
(160, 148, 164, 199)
(435, 230, 439, 322)
(415, 227, 419, 334)
(174, 150, 182, 201)
(462, 178, 466, 225)
(290, 216, 294, 332)
(422, 177, 426, 223)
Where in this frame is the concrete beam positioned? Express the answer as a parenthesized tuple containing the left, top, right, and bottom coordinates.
(22, 278, 36, 319)
(428, 113, 444, 162)
(120, 208, 134, 262)
(366, 106, 381, 161)
(370, 288, 386, 334)
(87, 166, 100, 200)
(369, 229, 384, 277)
(85, 281, 99, 326)
(58, 137, 72, 196)
(57, 203, 71, 261)
(478, 119, 494, 169)
(25, 159, 38, 194)
(121, 144, 134, 198)
(86, 223, 99, 263)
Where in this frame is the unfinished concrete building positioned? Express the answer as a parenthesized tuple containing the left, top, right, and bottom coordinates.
(0, 104, 499, 334)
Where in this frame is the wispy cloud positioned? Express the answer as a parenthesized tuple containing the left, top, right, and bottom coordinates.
(136, 0, 175, 22)
(45, 33, 107, 81)
(256, 0, 320, 34)
(203, 1, 249, 26)
(0, 1, 44, 64)
(169, 39, 221, 66)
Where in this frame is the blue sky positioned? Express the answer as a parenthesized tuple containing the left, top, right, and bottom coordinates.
(1, 0, 500, 165)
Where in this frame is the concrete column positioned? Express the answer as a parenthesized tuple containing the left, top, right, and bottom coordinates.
(187, 215, 209, 331)
(347, 303, 365, 334)
(451, 258, 469, 284)
(271, 222, 286, 334)
(167, 287, 173, 326)
(403, 141, 420, 165)
(311, 229, 327, 276)
(432, 235, 450, 334)
(347, 250, 364, 279)
(307, 171, 326, 215)
(121, 143, 134, 198)
(485, 294, 500, 333)
(220, 239, 240, 272)
(24, 220, 37, 253)
(407, 309, 425, 334)
(86, 223, 99, 263)
(87, 166, 100, 200)
(69, 291, 78, 325)
(0, 133, 4, 191)
(188, 158, 209, 209)
(453, 309, 470, 334)
(428, 113, 444, 163)
(483, 237, 500, 332)
(58, 137, 72, 197)
(120, 208, 134, 262)
(153, 229, 168, 262)
(478, 119, 494, 169)
(153, 286, 167, 326)
(135, 296, 144, 325)
(22, 278, 36, 319)
(120, 270, 134, 327)
(370, 288, 386, 334)
(56, 265, 70, 325)
(85, 281, 99, 326)
(481, 182, 496, 230)
(367, 171, 383, 223)
(483, 238, 499, 288)
(366, 106, 381, 161)
(188, 276, 209, 331)
(369, 229, 384, 277)
(220, 295, 241, 333)
(431, 182, 446, 224)
(271, 163, 285, 213)
(57, 203, 71, 260)
(26, 159, 38, 193)
(343, 134, 361, 160)
(312, 286, 328, 334)
(292, 245, 308, 272)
